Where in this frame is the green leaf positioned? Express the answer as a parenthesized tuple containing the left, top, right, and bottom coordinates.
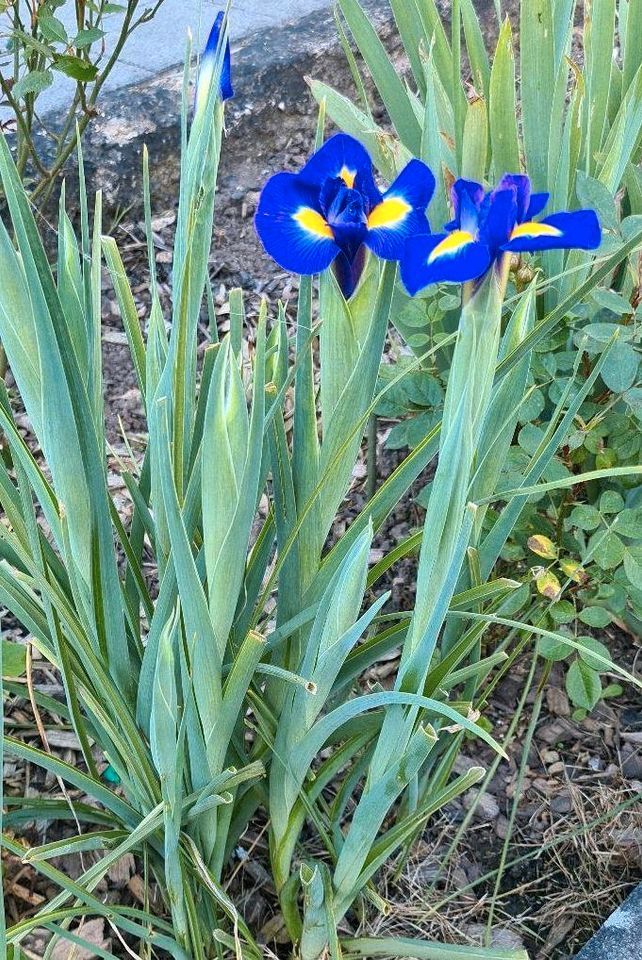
(388, 0, 428, 94)
(461, 97, 488, 182)
(578, 606, 612, 628)
(11, 70, 53, 99)
(538, 634, 573, 661)
(489, 17, 521, 178)
(591, 530, 625, 570)
(575, 171, 620, 231)
(338, 0, 422, 154)
(342, 936, 528, 960)
(569, 503, 601, 530)
(600, 340, 639, 393)
(565, 658, 602, 710)
(595, 448, 617, 470)
(460, 0, 490, 99)
(550, 600, 575, 624)
(623, 0, 642, 95)
(308, 79, 401, 182)
(613, 507, 642, 537)
(53, 55, 98, 82)
(74, 28, 105, 48)
(38, 12, 69, 44)
(624, 544, 642, 589)
(2, 639, 26, 678)
(520, 0, 554, 190)
(625, 386, 642, 420)
(597, 58, 642, 192)
(590, 289, 634, 316)
(599, 490, 625, 514)
(576, 635, 611, 670)
(584, 0, 615, 176)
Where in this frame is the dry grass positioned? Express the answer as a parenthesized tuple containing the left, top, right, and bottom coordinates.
(357, 777, 642, 959)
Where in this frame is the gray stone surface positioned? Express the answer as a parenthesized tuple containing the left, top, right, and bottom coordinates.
(1, 0, 349, 117)
(50, 0, 392, 210)
(575, 883, 642, 960)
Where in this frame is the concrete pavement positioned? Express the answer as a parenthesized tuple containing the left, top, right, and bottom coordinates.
(1, 0, 339, 116)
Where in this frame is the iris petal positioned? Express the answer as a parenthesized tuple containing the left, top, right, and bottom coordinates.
(333, 246, 368, 299)
(501, 209, 601, 252)
(299, 134, 381, 208)
(255, 172, 339, 274)
(525, 191, 549, 220)
(479, 188, 517, 258)
(450, 178, 485, 232)
(400, 232, 491, 295)
(365, 159, 435, 260)
(497, 174, 531, 222)
(197, 11, 233, 108)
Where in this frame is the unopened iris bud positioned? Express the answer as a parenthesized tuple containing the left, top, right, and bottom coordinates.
(196, 11, 233, 115)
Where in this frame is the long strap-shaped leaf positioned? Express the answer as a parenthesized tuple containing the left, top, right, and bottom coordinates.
(0, 134, 132, 700)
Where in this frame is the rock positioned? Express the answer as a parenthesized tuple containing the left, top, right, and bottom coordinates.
(622, 744, 642, 780)
(259, 913, 290, 945)
(611, 828, 642, 863)
(546, 686, 571, 717)
(453, 754, 481, 775)
(45, 731, 82, 750)
(538, 719, 577, 744)
(464, 923, 526, 950)
(495, 814, 510, 839)
(107, 853, 135, 888)
(50, 919, 111, 959)
(463, 789, 500, 821)
(532, 776, 554, 794)
(550, 790, 573, 814)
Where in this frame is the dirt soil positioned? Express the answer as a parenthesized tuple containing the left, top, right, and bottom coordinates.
(3, 17, 642, 960)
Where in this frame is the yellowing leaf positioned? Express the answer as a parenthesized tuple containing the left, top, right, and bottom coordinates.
(559, 558, 588, 583)
(527, 534, 557, 559)
(535, 569, 562, 601)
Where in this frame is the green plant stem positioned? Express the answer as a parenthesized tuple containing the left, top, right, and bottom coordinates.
(366, 412, 377, 500)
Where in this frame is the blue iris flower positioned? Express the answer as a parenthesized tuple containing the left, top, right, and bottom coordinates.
(196, 11, 233, 112)
(401, 173, 601, 296)
(255, 134, 435, 298)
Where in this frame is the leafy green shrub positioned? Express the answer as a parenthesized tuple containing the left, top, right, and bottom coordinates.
(0, 0, 166, 202)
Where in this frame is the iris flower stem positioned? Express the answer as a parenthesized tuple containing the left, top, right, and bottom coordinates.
(363, 272, 504, 782)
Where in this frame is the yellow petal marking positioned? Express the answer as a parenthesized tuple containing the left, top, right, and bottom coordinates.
(293, 207, 334, 240)
(510, 221, 562, 240)
(367, 196, 412, 230)
(339, 166, 356, 188)
(427, 229, 475, 263)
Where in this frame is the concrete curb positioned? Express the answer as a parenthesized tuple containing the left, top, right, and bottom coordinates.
(574, 882, 642, 960)
(44, 0, 392, 211)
